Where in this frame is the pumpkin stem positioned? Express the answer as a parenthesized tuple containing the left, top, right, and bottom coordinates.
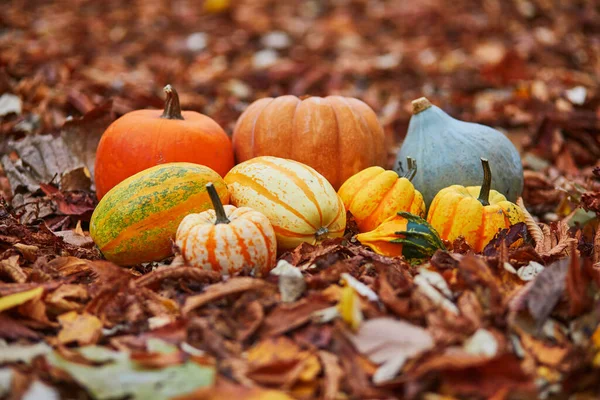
(161, 84, 184, 120)
(403, 157, 417, 181)
(478, 158, 492, 206)
(206, 183, 229, 224)
(411, 97, 432, 115)
(315, 227, 329, 242)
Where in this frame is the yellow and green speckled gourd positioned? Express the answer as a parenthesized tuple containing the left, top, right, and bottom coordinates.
(90, 162, 229, 266)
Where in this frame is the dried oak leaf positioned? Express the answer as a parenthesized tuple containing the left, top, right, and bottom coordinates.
(508, 257, 569, 331)
(410, 352, 535, 398)
(318, 351, 343, 400)
(259, 293, 333, 338)
(182, 277, 273, 315)
(348, 317, 434, 384)
(246, 336, 321, 388)
(0, 255, 27, 283)
(0, 313, 40, 340)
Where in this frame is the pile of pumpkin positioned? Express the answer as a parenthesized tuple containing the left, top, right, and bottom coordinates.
(90, 86, 526, 275)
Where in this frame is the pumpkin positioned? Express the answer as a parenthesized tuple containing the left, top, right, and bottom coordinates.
(224, 156, 346, 251)
(94, 84, 234, 200)
(426, 158, 526, 252)
(356, 212, 445, 263)
(232, 95, 386, 189)
(394, 97, 523, 206)
(90, 162, 229, 266)
(338, 157, 426, 232)
(176, 183, 277, 276)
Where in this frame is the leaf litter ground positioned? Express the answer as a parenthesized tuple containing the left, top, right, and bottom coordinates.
(1, 1, 600, 399)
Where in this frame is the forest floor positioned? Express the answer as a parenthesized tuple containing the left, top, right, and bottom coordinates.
(1, 1, 600, 399)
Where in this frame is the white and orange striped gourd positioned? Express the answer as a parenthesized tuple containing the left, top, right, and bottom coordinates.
(176, 182, 277, 276)
(224, 156, 346, 251)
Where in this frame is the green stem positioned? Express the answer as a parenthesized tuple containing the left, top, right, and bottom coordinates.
(160, 84, 184, 120)
(403, 157, 417, 181)
(478, 158, 491, 206)
(206, 183, 229, 224)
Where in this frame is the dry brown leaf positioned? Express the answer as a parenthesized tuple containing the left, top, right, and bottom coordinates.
(0, 255, 26, 283)
(318, 350, 343, 400)
(46, 284, 89, 313)
(349, 317, 434, 384)
(247, 336, 321, 388)
(183, 277, 271, 315)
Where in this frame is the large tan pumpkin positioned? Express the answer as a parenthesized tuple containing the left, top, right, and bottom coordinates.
(232, 95, 386, 189)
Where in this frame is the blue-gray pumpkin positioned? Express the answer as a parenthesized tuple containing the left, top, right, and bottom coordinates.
(394, 97, 523, 207)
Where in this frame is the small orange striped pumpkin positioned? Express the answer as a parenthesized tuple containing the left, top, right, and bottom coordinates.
(224, 156, 346, 251)
(338, 158, 426, 232)
(176, 183, 277, 275)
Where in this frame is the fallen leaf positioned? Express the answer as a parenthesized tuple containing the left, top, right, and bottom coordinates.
(173, 381, 294, 400)
(247, 336, 321, 388)
(183, 277, 271, 315)
(0, 286, 43, 312)
(0, 314, 39, 340)
(0, 341, 52, 364)
(0, 93, 22, 116)
(318, 351, 343, 400)
(349, 317, 434, 384)
(0, 255, 26, 283)
(270, 259, 306, 303)
(260, 294, 333, 338)
(57, 311, 103, 346)
(337, 284, 363, 331)
(47, 345, 215, 400)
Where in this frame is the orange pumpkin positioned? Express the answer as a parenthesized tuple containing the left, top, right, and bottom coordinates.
(427, 158, 526, 252)
(232, 95, 386, 189)
(176, 183, 277, 276)
(338, 157, 426, 232)
(94, 85, 234, 199)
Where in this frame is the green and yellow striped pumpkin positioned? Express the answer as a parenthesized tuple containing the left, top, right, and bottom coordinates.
(90, 162, 229, 265)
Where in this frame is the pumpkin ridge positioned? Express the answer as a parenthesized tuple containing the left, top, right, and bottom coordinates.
(251, 218, 275, 270)
(271, 225, 315, 239)
(328, 99, 342, 189)
(248, 157, 324, 226)
(327, 196, 346, 228)
(231, 224, 252, 266)
(474, 205, 487, 251)
(205, 227, 219, 272)
(251, 98, 276, 159)
(340, 96, 375, 167)
(441, 195, 461, 239)
(226, 172, 318, 230)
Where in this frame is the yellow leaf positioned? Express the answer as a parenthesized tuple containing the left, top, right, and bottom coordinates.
(203, 0, 229, 13)
(57, 311, 102, 346)
(0, 287, 43, 313)
(337, 284, 363, 331)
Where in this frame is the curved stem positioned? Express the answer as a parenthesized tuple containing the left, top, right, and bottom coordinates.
(160, 84, 184, 120)
(315, 227, 329, 241)
(403, 157, 417, 181)
(206, 183, 229, 224)
(478, 158, 491, 206)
